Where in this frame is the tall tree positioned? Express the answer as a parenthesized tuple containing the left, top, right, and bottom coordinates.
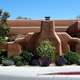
(0, 9, 10, 37)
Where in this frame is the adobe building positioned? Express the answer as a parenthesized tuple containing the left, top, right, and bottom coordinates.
(7, 19, 80, 38)
(1, 18, 80, 57)
(6, 18, 80, 52)
(7, 19, 77, 35)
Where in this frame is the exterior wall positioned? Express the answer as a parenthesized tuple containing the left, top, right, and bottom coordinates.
(67, 21, 80, 38)
(0, 19, 80, 56)
(7, 20, 76, 27)
(9, 26, 68, 35)
(7, 20, 77, 38)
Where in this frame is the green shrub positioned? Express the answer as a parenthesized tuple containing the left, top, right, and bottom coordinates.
(0, 50, 7, 64)
(20, 49, 32, 64)
(0, 9, 10, 37)
(2, 58, 14, 66)
(36, 40, 56, 62)
(0, 37, 7, 43)
(64, 51, 80, 65)
(13, 56, 26, 66)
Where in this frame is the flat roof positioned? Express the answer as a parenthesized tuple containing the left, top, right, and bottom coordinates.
(7, 20, 77, 27)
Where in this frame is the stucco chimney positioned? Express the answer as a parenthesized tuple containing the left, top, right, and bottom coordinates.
(45, 16, 50, 20)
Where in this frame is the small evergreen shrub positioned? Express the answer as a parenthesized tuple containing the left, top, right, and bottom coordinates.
(76, 59, 80, 65)
(13, 56, 26, 66)
(36, 40, 56, 62)
(0, 50, 7, 64)
(64, 51, 80, 65)
(2, 58, 14, 66)
(20, 49, 33, 65)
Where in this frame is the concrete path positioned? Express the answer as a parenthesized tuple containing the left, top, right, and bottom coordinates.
(0, 65, 80, 80)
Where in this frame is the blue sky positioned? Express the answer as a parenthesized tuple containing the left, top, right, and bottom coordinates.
(0, 0, 80, 19)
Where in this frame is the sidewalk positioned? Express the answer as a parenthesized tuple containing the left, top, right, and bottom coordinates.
(0, 65, 80, 80)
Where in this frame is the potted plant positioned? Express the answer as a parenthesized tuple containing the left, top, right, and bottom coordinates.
(55, 56, 67, 66)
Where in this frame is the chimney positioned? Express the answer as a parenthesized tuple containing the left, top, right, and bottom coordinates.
(45, 16, 50, 20)
(40, 17, 55, 32)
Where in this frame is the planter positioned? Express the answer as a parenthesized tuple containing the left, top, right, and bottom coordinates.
(39, 56, 51, 66)
(55, 56, 67, 66)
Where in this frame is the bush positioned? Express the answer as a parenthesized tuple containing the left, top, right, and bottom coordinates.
(36, 40, 56, 62)
(55, 56, 67, 66)
(64, 51, 80, 65)
(0, 37, 7, 44)
(2, 58, 14, 66)
(0, 9, 10, 37)
(0, 49, 33, 66)
(0, 50, 7, 64)
(20, 50, 33, 65)
(13, 56, 26, 66)
(76, 59, 80, 65)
